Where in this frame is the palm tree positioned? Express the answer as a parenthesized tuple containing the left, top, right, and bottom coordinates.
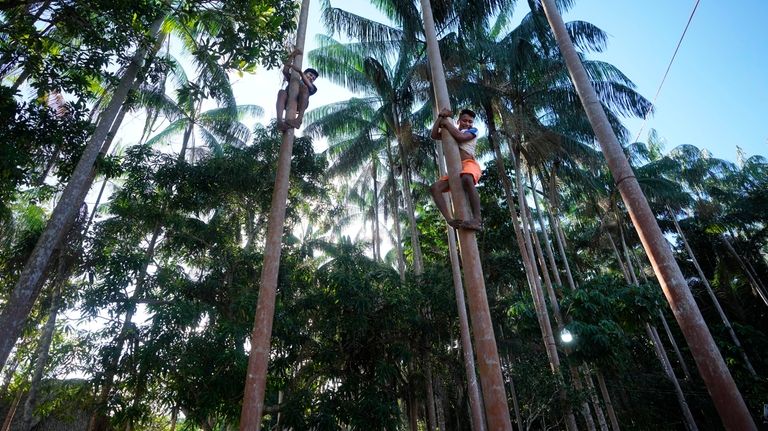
(537, 1, 755, 429)
(418, 0, 514, 429)
(0, 13, 167, 371)
(307, 34, 428, 275)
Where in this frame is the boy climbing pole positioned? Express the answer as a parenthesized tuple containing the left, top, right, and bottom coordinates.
(276, 48, 319, 131)
(429, 108, 483, 231)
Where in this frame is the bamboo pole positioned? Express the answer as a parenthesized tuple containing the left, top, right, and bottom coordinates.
(238, 1, 310, 429)
(418, 1, 512, 428)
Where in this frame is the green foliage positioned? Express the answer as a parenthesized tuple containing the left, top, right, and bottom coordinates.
(560, 275, 664, 366)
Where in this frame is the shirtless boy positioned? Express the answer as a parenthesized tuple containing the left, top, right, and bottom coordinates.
(276, 48, 318, 131)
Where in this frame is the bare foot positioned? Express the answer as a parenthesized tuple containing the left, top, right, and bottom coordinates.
(447, 219, 464, 229)
(284, 118, 302, 129)
(277, 121, 289, 131)
(461, 219, 483, 231)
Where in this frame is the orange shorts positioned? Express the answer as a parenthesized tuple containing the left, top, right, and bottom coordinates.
(440, 158, 481, 185)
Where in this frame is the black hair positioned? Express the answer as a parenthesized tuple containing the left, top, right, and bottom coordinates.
(304, 68, 319, 78)
(459, 108, 476, 118)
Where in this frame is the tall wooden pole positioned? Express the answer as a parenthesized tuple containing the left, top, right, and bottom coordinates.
(418, 1, 513, 429)
(538, 1, 755, 429)
(238, 1, 310, 429)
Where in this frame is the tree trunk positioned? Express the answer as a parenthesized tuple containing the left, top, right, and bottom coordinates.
(621, 223, 693, 382)
(582, 368, 609, 431)
(657, 310, 691, 381)
(511, 150, 578, 431)
(530, 172, 562, 286)
(544, 175, 577, 292)
(620, 225, 693, 381)
(387, 142, 406, 281)
(503, 357, 524, 431)
(539, 2, 755, 428)
(393, 108, 423, 276)
(722, 235, 768, 307)
(646, 324, 698, 431)
(434, 110, 486, 431)
(419, 2, 512, 428)
(2, 391, 22, 431)
(596, 371, 620, 431)
(372, 160, 381, 262)
(424, 358, 437, 431)
(490, 115, 575, 430)
(88, 223, 162, 431)
(0, 355, 19, 399)
(238, 2, 310, 429)
(170, 407, 178, 431)
(21, 281, 63, 431)
(611, 231, 697, 430)
(669, 208, 756, 376)
(433, 376, 447, 431)
(568, 367, 596, 431)
(0, 15, 165, 370)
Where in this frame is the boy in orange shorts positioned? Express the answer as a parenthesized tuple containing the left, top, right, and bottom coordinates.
(429, 108, 482, 231)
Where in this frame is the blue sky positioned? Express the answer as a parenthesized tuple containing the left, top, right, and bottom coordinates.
(236, 1, 767, 162)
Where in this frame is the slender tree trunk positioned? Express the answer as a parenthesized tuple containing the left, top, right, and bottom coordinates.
(170, 407, 178, 431)
(657, 310, 691, 380)
(611, 231, 696, 429)
(669, 208, 756, 376)
(491, 117, 575, 430)
(21, 281, 63, 431)
(408, 385, 419, 431)
(435, 379, 447, 431)
(582, 368, 609, 431)
(503, 357, 524, 431)
(539, 2, 755, 428)
(393, 109, 423, 275)
(620, 225, 692, 380)
(2, 391, 22, 431)
(530, 173, 562, 286)
(89, 223, 162, 431)
(372, 161, 381, 262)
(511, 150, 578, 431)
(434, 110, 486, 431)
(596, 371, 620, 431)
(544, 174, 577, 292)
(388, 144, 406, 280)
(606, 233, 631, 284)
(420, 2, 512, 428)
(0, 15, 165, 370)
(646, 324, 698, 431)
(400, 160, 423, 274)
(722, 235, 768, 307)
(0, 356, 18, 398)
(424, 358, 437, 431)
(238, 2, 309, 429)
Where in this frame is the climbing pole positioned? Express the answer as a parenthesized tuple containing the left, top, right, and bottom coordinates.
(238, 0, 310, 429)
(538, 0, 756, 429)
(418, 1, 513, 430)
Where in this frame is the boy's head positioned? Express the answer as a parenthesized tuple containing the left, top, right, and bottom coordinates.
(458, 108, 476, 130)
(304, 68, 319, 82)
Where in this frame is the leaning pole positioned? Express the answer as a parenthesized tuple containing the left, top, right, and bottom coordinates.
(238, 0, 310, 429)
(419, 1, 513, 429)
(538, 1, 756, 429)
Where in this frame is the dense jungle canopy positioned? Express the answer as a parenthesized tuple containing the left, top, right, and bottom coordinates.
(1, 0, 767, 430)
